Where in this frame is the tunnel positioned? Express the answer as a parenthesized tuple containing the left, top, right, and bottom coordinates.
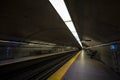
(0, 0, 120, 80)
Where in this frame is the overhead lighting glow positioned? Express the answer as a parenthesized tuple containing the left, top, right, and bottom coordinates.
(49, 0, 71, 21)
(49, 0, 83, 48)
(0, 40, 26, 44)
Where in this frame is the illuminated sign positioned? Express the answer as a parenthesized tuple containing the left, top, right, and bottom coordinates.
(111, 44, 116, 50)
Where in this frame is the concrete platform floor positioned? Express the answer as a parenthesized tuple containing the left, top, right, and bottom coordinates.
(62, 50, 120, 80)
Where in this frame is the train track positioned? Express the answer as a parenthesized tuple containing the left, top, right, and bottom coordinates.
(0, 51, 77, 80)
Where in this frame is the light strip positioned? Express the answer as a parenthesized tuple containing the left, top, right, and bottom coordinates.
(49, 0, 83, 48)
(85, 40, 120, 49)
(0, 40, 27, 44)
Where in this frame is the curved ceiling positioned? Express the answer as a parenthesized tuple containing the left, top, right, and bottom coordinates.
(0, 0, 80, 47)
(65, 0, 120, 47)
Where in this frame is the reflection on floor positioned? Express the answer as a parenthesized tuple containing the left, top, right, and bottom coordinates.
(62, 50, 120, 80)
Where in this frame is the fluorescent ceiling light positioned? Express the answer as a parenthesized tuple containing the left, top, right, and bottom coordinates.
(49, 0, 71, 21)
(49, 0, 83, 48)
(65, 21, 76, 32)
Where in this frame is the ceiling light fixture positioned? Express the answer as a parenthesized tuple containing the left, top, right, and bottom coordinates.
(49, 0, 83, 48)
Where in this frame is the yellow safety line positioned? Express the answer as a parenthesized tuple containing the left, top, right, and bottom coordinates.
(47, 51, 81, 80)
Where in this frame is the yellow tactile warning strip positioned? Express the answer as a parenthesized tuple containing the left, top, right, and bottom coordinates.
(47, 51, 81, 80)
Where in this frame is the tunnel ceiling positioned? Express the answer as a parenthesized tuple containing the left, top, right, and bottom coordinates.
(65, 0, 120, 47)
(0, 0, 80, 47)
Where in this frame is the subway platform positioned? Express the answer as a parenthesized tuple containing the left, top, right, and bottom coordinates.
(48, 50, 120, 80)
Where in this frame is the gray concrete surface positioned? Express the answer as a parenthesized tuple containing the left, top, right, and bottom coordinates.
(62, 50, 120, 80)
